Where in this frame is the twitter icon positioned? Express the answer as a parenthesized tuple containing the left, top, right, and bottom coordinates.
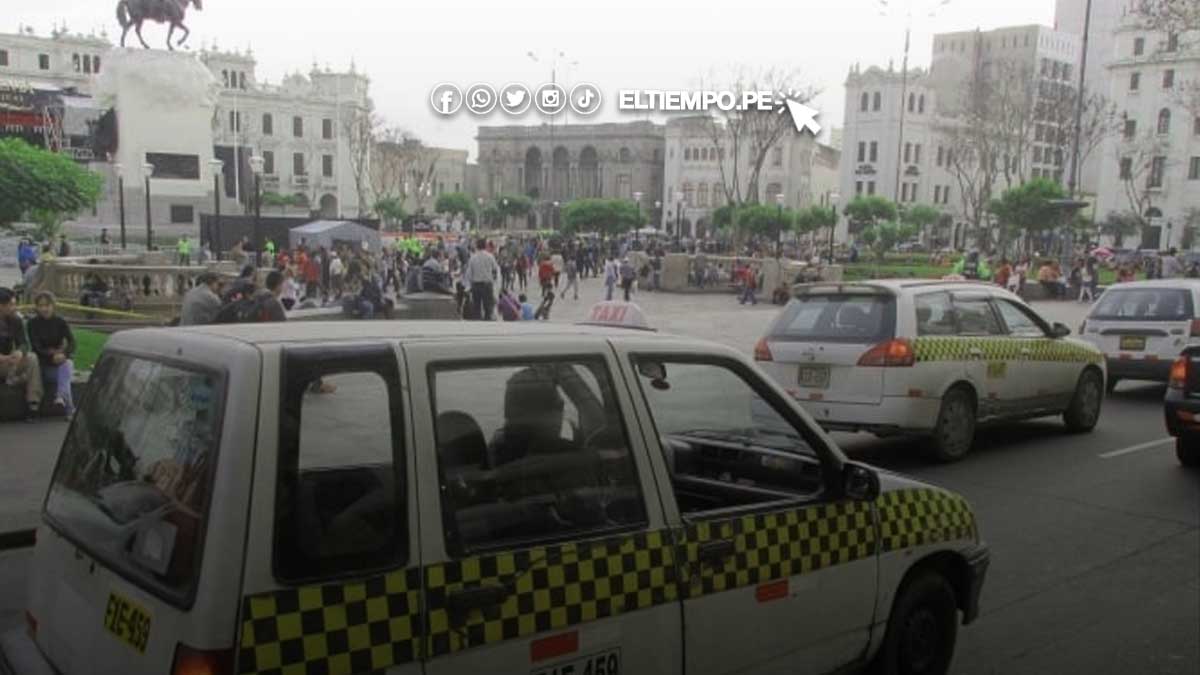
(500, 83, 532, 115)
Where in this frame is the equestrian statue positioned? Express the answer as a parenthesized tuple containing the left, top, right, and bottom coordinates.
(116, 0, 202, 50)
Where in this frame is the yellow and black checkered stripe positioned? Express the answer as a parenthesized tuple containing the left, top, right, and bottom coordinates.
(678, 500, 876, 597)
(877, 488, 977, 552)
(913, 336, 1102, 365)
(236, 489, 975, 673)
(238, 567, 422, 675)
(424, 529, 677, 656)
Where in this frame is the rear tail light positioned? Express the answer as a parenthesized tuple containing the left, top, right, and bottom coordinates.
(171, 644, 234, 675)
(754, 337, 773, 362)
(858, 339, 915, 367)
(1190, 319, 1200, 337)
(1170, 357, 1188, 389)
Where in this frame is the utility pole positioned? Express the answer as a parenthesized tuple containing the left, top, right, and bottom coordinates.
(894, 22, 911, 207)
(1068, 0, 1093, 200)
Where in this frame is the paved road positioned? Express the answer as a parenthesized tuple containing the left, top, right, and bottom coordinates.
(1, 279, 1196, 675)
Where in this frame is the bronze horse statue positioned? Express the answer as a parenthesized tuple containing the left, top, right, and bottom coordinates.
(116, 0, 202, 50)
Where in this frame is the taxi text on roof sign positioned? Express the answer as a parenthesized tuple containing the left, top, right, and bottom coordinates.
(583, 301, 652, 330)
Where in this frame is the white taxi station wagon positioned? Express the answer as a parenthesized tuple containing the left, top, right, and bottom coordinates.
(755, 281, 1106, 461)
(1, 317, 989, 675)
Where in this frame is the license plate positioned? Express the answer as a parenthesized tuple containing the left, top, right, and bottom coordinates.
(797, 365, 830, 389)
(532, 648, 620, 675)
(104, 591, 152, 654)
(1119, 335, 1146, 351)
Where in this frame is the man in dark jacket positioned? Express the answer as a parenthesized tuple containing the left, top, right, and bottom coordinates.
(0, 287, 44, 420)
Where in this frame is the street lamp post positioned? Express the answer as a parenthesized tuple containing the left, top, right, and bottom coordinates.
(114, 162, 127, 250)
(249, 155, 265, 266)
(654, 200, 662, 235)
(775, 193, 786, 258)
(633, 191, 643, 243)
(476, 196, 484, 231)
(1068, 0, 1094, 200)
(552, 201, 560, 230)
(829, 192, 841, 264)
(209, 159, 224, 260)
(675, 189, 683, 250)
(501, 197, 509, 231)
(141, 163, 155, 250)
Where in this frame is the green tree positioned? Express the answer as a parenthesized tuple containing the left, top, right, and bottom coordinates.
(987, 178, 1067, 239)
(373, 197, 407, 229)
(434, 191, 474, 218)
(493, 194, 533, 228)
(1099, 211, 1141, 249)
(843, 195, 898, 232)
(794, 205, 836, 235)
(900, 203, 941, 251)
(859, 221, 919, 262)
(560, 198, 645, 237)
(0, 138, 102, 236)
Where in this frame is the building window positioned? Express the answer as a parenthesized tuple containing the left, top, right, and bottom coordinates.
(697, 183, 708, 207)
(0, 50, 8, 67)
(221, 70, 228, 87)
(72, 54, 81, 72)
(867, 181, 876, 195)
(293, 152, 306, 175)
(684, 147, 691, 161)
(869, 141, 878, 162)
(1032, 167, 1042, 179)
(1163, 69, 1175, 89)
(1167, 33, 1179, 52)
(901, 183, 909, 201)
(934, 185, 941, 203)
(1033, 146, 1043, 163)
(1134, 37, 1145, 56)
(38, 54, 49, 70)
(1130, 72, 1140, 91)
(857, 142, 866, 162)
(904, 142, 912, 163)
(1148, 156, 1165, 188)
(1158, 108, 1171, 135)
(918, 95, 925, 114)
(169, 205, 194, 224)
(239, 72, 246, 89)
(93, 56, 100, 73)
(322, 118, 333, 140)
(872, 92, 881, 111)
(860, 92, 869, 111)
(855, 181, 864, 196)
(1190, 157, 1200, 180)
(1125, 118, 1137, 139)
(262, 150, 275, 175)
(914, 144, 922, 164)
(1119, 157, 1132, 180)
(1062, 64, 1072, 81)
(1194, 117, 1200, 136)
(772, 146, 783, 167)
(293, 116, 303, 138)
(228, 110, 241, 133)
(908, 93, 915, 112)
(322, 154, 333, 177)
(936, 146, 944, 166)
(262, 113, 273, 135)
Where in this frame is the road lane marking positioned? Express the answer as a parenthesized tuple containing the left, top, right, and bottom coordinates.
(1098, 437, 1173, 459)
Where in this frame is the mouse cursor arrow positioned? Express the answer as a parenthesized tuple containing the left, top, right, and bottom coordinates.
(783, 99, 821, 135)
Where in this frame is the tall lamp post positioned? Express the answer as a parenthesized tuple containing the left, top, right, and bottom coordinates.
(633, 191, 643, 243)
(828, 191, 841, 264)
(476, 196, 484, 231)
(141, 162, 155, 250)
(654, 200, 662, 234)
(775, 193, 786, 258)
(249, 155, 265, 266)
(209, 159, 224, 260)
(552, 201, 560, 230)
(675, 189, 683, 250)
(114, 162, 127, 250)
(501, 197, 509, 231)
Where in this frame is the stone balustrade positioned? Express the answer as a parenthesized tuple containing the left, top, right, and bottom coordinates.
(28, 256, 240, 311)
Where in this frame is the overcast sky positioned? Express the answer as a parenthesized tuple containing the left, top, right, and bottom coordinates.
(15, 0, 1061, 157)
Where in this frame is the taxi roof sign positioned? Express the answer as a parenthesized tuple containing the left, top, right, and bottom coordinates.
(580, 301, 654, 331)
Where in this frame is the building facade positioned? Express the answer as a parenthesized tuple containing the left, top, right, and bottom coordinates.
(662, 115, 840, 239)
(1094, 11, 1200, 249)
(476, 121, 665, 229)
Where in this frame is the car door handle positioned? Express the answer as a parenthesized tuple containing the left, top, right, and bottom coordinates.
(447, 583, 509, 616)
(697, 539, 736, 565)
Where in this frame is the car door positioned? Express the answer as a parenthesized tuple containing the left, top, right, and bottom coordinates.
(235, 343, 424, 675)
(616, 344, 878, 675)
(946, 292, 1007, 419)
(405, 337, 684, 675)
(992, 297, 1069, 411)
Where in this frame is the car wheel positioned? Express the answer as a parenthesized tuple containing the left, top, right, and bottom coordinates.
(871, 572, 959, 675)
(1064, 369, 1103, 432)
(1177, 437, 1200, 467)
(1106, 376, 1120, 394)
(930, 388, 975, 462)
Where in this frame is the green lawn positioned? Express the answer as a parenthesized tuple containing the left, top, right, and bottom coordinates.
(844, 262, 1141, 286)
(73, 328, 108, 372)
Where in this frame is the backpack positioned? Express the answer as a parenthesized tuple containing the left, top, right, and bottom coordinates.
(214, 294, 272, 324)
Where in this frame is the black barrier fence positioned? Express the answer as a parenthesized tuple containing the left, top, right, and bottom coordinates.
(199, 215, 380, 257)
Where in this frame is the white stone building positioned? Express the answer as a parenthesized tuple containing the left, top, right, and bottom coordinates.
(661, 115, 840, 239)
(1094, 10, 1200, 249)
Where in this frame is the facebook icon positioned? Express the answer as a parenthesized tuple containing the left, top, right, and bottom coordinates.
(429, 84, 463, 115)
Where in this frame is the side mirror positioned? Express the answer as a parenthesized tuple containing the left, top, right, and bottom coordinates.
(842, 463, 881, 502)
(1051, 322, 1071, 338)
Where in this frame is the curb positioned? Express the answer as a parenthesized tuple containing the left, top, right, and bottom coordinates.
(0, 529, 35, 551)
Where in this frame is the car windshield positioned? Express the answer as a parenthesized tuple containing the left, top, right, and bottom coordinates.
(770, 293, 896, 343)
(44, 354, 222, 605)
(1090, 288, 1194, 321)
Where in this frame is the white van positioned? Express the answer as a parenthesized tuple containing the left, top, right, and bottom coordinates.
(2, 320, 988, 675)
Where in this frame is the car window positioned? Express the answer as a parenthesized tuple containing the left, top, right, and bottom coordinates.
(954, 298, 1003, 336)
(1090, 288, 1194, 321)
(631, 358, 822, 516)
(771, 294, 896, 343)
(275, 353, 406, 583)
(44, 354, 222, 606)
(431, 359, 646, 555)
(995, 300, 1047, 337)
(916, 292, 956, 336)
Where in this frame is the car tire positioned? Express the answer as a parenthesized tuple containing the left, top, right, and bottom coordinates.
(1106, 376, 1120, 394)
(871, 571, 959, 675)
(1064, 369, 1103, 433)
(930, 387, 975, 462)
(1177, 437, 1200, 467)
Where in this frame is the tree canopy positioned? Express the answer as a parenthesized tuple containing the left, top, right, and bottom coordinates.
(434, 191, 474, 217)
(858, 221, 920, 261)
(0, 138, 102, 236)
(843, 195, 898, 230)
(794, 205, 837, 234)
(987, 178, 1067, 234)
(900, 204, 941, 229)
(560, 198, 644, 236)
(373, 197, 407, 229)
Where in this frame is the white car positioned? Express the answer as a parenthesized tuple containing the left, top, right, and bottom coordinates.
(1, 313, 989, 675)
(1078, 279, 1200, 391)
(755, 280, 1106, 461)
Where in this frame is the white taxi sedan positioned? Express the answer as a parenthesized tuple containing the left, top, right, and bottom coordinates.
(2, 314, 988, 675)
(755, 280, 1106, 461)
